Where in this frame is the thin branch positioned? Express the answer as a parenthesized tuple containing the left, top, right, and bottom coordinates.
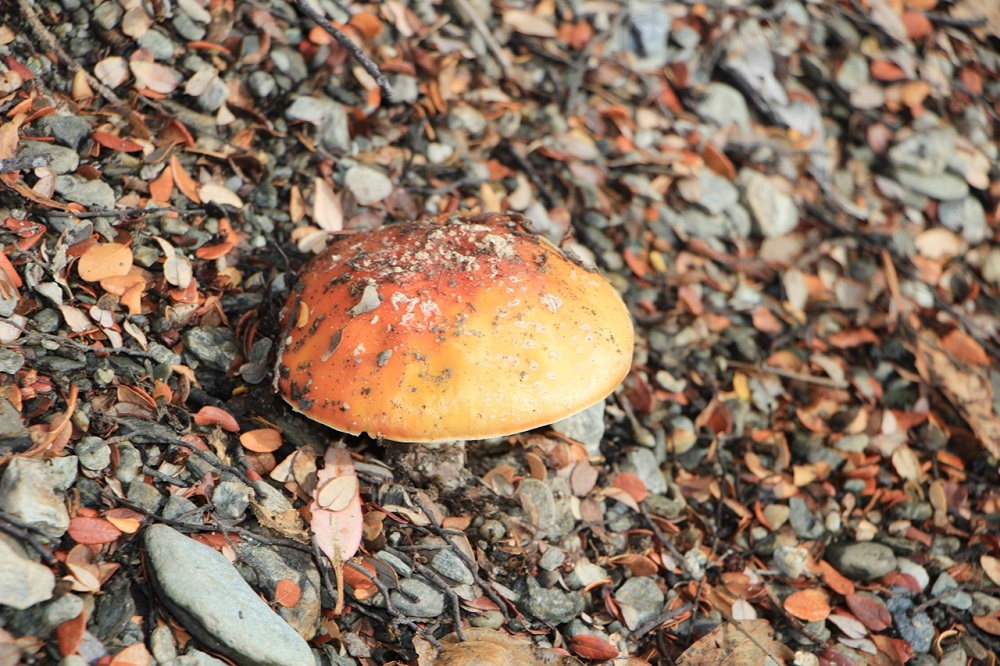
(725, 360, 849, 390)
(16, 0, 130, 109)
(0, 154, 50, 174)
(448, 0, 514, 80)
(294, 0, 395, 100)
(413, 495, 512, 623)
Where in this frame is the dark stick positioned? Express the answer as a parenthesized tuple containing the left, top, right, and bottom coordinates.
(294, 0, 395, 100)
(0, 155, 50, 174)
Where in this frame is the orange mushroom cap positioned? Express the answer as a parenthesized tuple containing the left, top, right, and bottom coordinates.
(275, 213, 634, 443)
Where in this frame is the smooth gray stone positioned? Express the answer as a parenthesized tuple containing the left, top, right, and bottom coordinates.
(143, 525, 314, 666)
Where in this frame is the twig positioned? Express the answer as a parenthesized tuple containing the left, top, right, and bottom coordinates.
(632, 602, 694, 640)
(0, 154, 50, 173)
(725, 360, 849, 390)
(382, 546, 465, 641)
(5, 322, 157, 359)
(0, 511, 57, 565)
(413, 496, 512, 623)
(44, 206, 204, 219)
(448, 0, 515, 80)
(294, 0, 395, 100)
(565, 8, 629, 114)
(16, 0, 130, 109)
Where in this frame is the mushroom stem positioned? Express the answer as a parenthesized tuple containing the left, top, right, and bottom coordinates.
(390, 439, 468, 490)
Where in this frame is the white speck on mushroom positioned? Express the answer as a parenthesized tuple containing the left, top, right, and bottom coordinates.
(480, 233, 516, 260)
(347, 280, 381, 316)
(352, 343, 366, 356)
(540, 293, 563, 313)
(507, 298, 521, 308)
(418, 300, 442, 319)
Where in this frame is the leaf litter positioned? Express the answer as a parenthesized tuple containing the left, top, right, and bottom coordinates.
(0, 0, 997, 664)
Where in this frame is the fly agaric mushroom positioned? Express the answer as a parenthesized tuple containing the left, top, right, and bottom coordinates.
(275, 212, 633, 445)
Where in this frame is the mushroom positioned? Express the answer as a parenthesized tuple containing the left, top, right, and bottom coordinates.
(275, 212, 633, 479)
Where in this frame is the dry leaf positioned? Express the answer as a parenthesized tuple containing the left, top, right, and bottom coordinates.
(502, 9, 557, 37)
(981, 555, 1000, 587)
(914, 331, 1000, 457)
(783, 588, 831, 623)
(129, 60, 182, 93)
(845, 593, 891, 632)
(312, 178, 343, 232)
(676, 620, 792, 666)
(316, 474, 360, 511)
(239, 428, 283, 453)
(311, 446, 363, 614)
(95, 56, 129, 87)
(192, 405, 240, 432)
(274, 578, 302, 608)
(67, 516, 122, 545)
(78, 243, 133, 282)
(198, 182, 244, 208)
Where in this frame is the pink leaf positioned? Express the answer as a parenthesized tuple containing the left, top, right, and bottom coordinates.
(310, 446, 363, 614)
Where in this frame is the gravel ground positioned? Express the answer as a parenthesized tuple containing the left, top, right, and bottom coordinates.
(0, 0, 999, 664)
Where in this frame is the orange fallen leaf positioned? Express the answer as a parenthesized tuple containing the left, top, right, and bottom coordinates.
(870, 59, 907, 81)
(193, 405, 240, 432)
(274, 578, 302, 608)
(56, 610, 86, 657)
(348, 12, 383, 38)
(109, 641, 152, 666)
(569, 634, 618, 660)
(612, 473, 649, 504)
(240, 428, 282, 453)
(783, 588, 830, 622)
(940, 328, 989, 366)
(78, 243, 133, 282)
(149, 165, 174, 202)
(817, 560, 855, 596)
(170, 154, 201, 203)
(92, 131, 143, 153)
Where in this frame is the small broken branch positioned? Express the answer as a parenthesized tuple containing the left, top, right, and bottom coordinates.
(294, 0, 395, 100)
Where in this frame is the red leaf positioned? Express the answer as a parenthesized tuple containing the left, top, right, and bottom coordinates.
(193, 405, 240, 432)
(845, 592, 892, 632)
(274, 578, 302, 607)
(92, 131, 144, 153)
(612, 473, 649, 503)
(56, 610, 86, 657)
(569, 634, 618, 660)
(67, 516, 122, 545)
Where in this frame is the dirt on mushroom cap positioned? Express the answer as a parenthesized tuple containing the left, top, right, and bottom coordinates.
(276, 213, 634, 442)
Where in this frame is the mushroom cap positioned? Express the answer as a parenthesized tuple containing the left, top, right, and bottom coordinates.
(275, 213, 634, 443)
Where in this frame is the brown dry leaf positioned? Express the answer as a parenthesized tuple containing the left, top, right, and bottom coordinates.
(981, 555, 1000, 587)
(845, 592, 892, 632)
(170, 154, 201, 203)
(94, 56, 129, 87)
(129, 60, 182, 94)
(676, 619, 792, 666)
(940, 329, 989, 366)
(273, 578, 302, 608)
(784, 588, 831, 623)
(192, 405, 240, 432)
(415, 627, 581, 666)
(914, 330, 1000, 457)
(198, 182, 244, 208)
(108, 641, 152, 666)
(502, 9, 557, 37)
(312, 177, 343, 232)
(239, 428, 283, 453)
(78, 243, 133, 282)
